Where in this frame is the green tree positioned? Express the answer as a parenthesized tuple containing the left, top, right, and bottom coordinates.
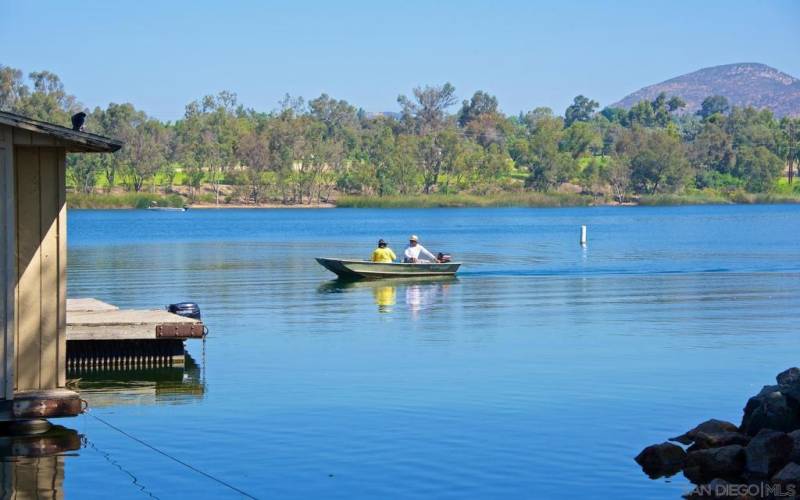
(733, 145, 783, 192)
(398, 82, 457, 134)
(619, 127, 691, 194)
(124, 119, 170, 192)
(779, 117, 800, 183)
(237, 126, 273, 203)
(561, 121, 601, 158)
(689, 120, 735, 176)
(520, 112, 575, 190)
(458, 90, 499, 127)
(697, 95, 730, 120)
(13, 71, 81, 125)
(66, 154, 101, 194)
(564, 95, 599, 127)
(601, 154, 631, 202)
(0, 65, 26, 111)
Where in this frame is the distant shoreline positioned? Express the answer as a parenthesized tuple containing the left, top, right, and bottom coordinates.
(67, 191, 800, 209)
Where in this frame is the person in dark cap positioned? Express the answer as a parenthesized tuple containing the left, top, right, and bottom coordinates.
(371, 238, 397, 263)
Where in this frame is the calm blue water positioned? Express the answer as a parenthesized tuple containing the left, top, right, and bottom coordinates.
(17, 205, 800, 498)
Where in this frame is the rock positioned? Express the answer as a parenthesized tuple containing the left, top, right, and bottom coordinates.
(688, 431, 750, 451)
(777, 368, 800, 406)
(777, 368, 800, 386)
(773, 461, 800, 484)
(684, 445, 746, 484)
(745, 429, 793, 478)
(635, 442, 686, 478)
(740, 387, 800, 436)
(672, 419, 740, 445)
(789, 430, 800, 462)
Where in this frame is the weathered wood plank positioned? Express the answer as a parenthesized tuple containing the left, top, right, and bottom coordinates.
(67, 326, 161, 340)
(66, 308, 201, 340)
(66, 298, 119, 312)
(11, 129, 32, 146)
(15, 148, 43, 391)
(67, 309, 200, 326)
(57, 149, 66, 387)
(30, 132, 57, 147)
(39, 148, 59, 389)
(0, 142, 11, 400)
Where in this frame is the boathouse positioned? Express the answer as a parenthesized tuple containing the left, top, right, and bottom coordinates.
(0, 111, 121, 423)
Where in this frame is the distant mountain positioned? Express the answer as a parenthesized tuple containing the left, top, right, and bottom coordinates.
(611, 63, 800, 118)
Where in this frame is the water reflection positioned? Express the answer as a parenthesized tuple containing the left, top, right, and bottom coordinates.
(71, 354, 205, 408)
(0, 425, 80, 500)
(373, 285, 396, 313)
(319, 277, 456, 318)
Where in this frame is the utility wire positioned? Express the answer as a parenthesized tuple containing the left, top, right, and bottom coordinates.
(87, 411, 258, 499)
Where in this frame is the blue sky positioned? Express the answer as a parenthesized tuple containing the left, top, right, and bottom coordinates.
(3, 0, 798, 121)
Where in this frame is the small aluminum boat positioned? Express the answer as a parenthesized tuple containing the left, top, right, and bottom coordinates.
(315, 257, 461, 279)
(147, 206, 187, 212)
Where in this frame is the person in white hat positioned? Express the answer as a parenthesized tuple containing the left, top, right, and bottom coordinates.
(403, 235, 436, 263)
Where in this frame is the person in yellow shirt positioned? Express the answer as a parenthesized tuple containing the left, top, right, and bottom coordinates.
(371, 239, 397, 263)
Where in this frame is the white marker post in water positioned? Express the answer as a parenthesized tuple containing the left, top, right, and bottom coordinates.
(580, 225, 587, 246)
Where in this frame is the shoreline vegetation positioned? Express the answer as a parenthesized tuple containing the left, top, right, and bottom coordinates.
(3, 65, 799, 212)
(66, 190, 800, 209)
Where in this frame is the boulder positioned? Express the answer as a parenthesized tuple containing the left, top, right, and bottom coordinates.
(635, 442, 686, 478)
(788, 430, 800, 462)
(744, 429, 793, 478)
(740, 387, 800, 436)
(777, 368, 800, 386)
(772, 461, 800, 485)
(683, 445, 745, 484)
(672, 419, 740, 445)
(688, 431, 750, 451)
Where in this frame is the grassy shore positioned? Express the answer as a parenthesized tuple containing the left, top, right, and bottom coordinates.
(67, 190, 800, 209)
(67, 192, 185, 209)
(336, 192, 593, 208)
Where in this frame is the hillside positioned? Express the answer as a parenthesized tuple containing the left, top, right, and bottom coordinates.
(611, 63, 800, 117)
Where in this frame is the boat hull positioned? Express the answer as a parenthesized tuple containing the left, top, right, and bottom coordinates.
(315, 258, 461, 279)
(147, 207, 187, 212)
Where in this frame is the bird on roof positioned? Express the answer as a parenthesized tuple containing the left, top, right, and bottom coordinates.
(71, 112, 86, 131)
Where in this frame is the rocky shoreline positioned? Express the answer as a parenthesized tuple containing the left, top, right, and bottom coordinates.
(637, 368, 800, 498)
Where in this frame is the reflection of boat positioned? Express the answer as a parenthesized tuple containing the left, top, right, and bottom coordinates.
(318, 275, 458, 293)
(318, 276, 456, 317)
(315, 258, 461, 279)
(373, 285, 396, 312)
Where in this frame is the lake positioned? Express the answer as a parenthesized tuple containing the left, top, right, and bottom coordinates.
(8, 205, 800, 499)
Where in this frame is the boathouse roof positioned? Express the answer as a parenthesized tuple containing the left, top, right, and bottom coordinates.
(0, 110, 123, 153)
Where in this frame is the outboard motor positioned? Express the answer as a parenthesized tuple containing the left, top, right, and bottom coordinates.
(167, 302, 201, 320)
(436, 252, 452, 263)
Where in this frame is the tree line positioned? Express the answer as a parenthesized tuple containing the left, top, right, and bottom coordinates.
(1, 64, 799, 205)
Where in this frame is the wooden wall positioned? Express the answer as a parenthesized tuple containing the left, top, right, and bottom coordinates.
(13, 144, 67, 392)
(0, 125, 13, 400)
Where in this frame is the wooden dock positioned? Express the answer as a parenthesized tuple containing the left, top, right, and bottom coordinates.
(66, 298, 205, 370)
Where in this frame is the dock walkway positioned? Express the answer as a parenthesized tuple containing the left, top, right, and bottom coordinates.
(65, 298, 205, 370)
